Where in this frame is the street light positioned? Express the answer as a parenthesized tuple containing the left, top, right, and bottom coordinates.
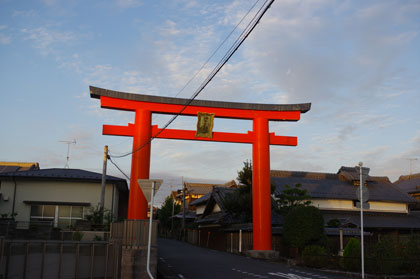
(138, 179, 163, 279)
(355, 162, 369, 279)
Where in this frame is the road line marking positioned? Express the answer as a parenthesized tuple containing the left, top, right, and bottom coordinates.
(268, 272, 313, 279)
(177, 274, 185, 279)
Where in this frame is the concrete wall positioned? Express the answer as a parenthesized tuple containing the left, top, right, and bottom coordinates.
(0, 178, 119, 222)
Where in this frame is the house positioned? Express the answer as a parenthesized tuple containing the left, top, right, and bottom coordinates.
(187, 166, 420, 253)
(0, 168, 128, 228)
(271, 167, 420, 233)
(394, 173, 420, 210)
(176, 180, 237, 211)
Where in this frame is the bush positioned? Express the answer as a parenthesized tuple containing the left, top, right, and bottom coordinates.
(342, 238, 360, 271)
(302, 245, 328, 268)
(72, 231, 84, 241)
(368, 236, 402, 275)
(283, 205, 325, 251)
(401, 235, 420, 274)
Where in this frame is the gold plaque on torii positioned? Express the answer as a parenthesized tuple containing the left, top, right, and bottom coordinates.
(195, 112, 215, 138)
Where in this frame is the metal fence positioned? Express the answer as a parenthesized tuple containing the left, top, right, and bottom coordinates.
(0, 238, 121, 279)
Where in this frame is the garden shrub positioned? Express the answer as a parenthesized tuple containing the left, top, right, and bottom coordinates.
(72, 231, 84, 241)
(283, 205, 325, 251)
(302, 245, 328, 268)
(401, 235, 420, 275)
(369, 236, 402, 275)
(342, 238, 360, 271)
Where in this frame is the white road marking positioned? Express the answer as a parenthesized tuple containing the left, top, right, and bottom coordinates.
(232, 268, 268, 278)
(268, 272, 313, 279)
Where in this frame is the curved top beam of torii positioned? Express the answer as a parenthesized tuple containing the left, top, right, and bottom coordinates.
(90, 86, 311, 119)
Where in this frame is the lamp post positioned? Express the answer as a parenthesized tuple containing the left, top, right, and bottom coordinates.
(138, 179, 163, 279)
(355, 162, 369, 279)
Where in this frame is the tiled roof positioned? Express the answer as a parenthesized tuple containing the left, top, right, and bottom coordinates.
(184, 180, 237, 196)
(271, 167, 416, 204)
(186, 185, 214, 195)
(0, 162, 40, 173)
(0, 168, 128, 193)
(394, 173, 420, 194)
(189, 192, 211, 206)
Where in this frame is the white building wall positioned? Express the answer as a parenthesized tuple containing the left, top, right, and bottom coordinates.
(0, 179, 116, 222)
(311, 199, 408, 213)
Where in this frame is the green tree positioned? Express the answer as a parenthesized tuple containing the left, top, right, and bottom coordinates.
(282, 205, 325, 251)
(237, 159, 252, 187)
(275, 183, 311, 215)
(156, 196, 180, 233)
(223, 160, 253, 222)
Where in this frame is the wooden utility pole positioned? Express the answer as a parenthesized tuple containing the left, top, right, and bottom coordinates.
(182, 176, 186, 241)
(100, 145, 109, 223)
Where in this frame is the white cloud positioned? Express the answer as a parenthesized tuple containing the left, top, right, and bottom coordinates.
(0, 25, 11, 45)
(21, 27, 76, 56)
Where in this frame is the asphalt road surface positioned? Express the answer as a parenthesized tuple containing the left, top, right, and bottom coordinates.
(158, 238, 345, 279)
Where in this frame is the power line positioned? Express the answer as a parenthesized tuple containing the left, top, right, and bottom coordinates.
(108, 156, 131, 181)
(151, 0, 262, 124)
(109, 0, 274, 159)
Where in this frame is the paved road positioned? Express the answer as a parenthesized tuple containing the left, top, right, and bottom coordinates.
(158, 238, 344, 279)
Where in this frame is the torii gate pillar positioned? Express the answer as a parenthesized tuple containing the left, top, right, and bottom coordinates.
(252, 117, 271, 250)
(90, 86, 310, 251)
(129, 109, 152, 219)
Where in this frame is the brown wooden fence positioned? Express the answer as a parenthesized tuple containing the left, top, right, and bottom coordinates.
(110, 219, 158, 248)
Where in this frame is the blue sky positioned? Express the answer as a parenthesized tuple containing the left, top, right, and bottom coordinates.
(1, 0, 420, 204)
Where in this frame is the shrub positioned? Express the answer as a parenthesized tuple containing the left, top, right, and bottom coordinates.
(369, 236, 402, 275)
(342, 238, 360, 271)
(72, 231, 84, 241)
(302, 245, 328, 268)
(283, 205, 325, 251)
(401, 235, 420, 274)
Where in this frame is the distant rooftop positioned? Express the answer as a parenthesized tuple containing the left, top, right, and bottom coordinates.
(271, 166, 416, 204)
(394, 173, 420, 194)
(0, 168, 128, 193)
(0, 162, 40, 173)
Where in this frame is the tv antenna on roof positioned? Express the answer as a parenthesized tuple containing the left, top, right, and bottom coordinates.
(407, 158, 418, 176)
(60, 140, 76, 168)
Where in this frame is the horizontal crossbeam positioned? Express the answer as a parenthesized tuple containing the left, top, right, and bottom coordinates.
(103, 124, 297, 146)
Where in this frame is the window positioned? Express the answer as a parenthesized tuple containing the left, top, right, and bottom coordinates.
(30, 205, 87, 228)
(58, 205, 85, 228)
(30, 205, 55, 222)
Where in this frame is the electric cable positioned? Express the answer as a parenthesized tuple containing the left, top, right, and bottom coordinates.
(151, 0, 262, 124)
(109, 156, 131, 180)
(109, 0, 274, 159)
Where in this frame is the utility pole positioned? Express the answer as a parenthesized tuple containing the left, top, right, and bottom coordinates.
(170, 185, 175, 234)
(182, 176, 186, 241)
(356, 162, 369, 279)
(100, 145, 109, 223)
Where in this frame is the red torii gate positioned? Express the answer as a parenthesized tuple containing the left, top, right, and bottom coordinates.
(90, 86, 310, 251)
